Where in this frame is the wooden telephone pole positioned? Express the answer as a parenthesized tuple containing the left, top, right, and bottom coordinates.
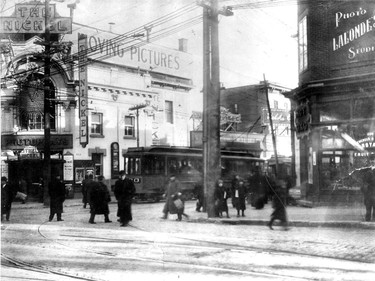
(200, 0, 232, 217)
(43, 0, 52, 206)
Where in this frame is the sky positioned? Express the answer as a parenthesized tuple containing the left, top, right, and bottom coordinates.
(2, 0, 299, 110)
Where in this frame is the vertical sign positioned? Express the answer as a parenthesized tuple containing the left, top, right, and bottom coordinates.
(78, 33, 88, 147)
(111, 142, 120, 179)
(63, 152, 74, 181)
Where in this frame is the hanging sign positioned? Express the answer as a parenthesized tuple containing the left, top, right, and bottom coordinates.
(78, 33, 88, 148)
(0, 2, 72, 34)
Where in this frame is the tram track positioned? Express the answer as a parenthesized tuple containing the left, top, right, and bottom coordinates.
(2, 208, 373, 281)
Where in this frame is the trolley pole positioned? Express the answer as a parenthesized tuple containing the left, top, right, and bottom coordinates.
(43, 0, 51, 206)
(199, 0, 232, 218)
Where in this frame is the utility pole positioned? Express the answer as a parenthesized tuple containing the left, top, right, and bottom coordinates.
(43, 0, 51, 206)
(200, 0, 233, 218)
(263, 74, 279, 177)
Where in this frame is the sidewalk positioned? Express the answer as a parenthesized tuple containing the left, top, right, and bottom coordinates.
(11, 197, 375, 229)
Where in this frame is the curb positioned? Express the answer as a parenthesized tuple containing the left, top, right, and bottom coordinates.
(188, 218, 375, 229)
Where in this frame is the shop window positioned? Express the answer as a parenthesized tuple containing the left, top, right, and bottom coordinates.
(124, 115, 135, 137)
(165, 100, 173, 124)
(353, 98, 375, 119)
(319, 101, 350, 122)
(298, 15, 308, 73)
(91, 112, 103, 135)
(92, 153, 103, 177)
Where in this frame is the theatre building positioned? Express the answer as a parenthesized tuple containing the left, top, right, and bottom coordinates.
(0, 2, 194, 199)
(286, 0, 375, 203)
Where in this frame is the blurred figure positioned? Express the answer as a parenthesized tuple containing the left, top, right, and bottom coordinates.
(268, 179, 288, 230)
(81, 175, 89, 208)
(249, 168, 267, 209)
(88, 175, 112, 224)
(194, 181, 205, 212)
(17, 178, 27, 204)
(362, 156, 375, 221)
(48, 175, 65, 222)
(162, 174, 183, 220)
(214, 179, 230, 218)
(114, 170, 135, 227)
(231, 174, 241, 208)
(1, 177, 16, 221)
(232, 178, 247, 217)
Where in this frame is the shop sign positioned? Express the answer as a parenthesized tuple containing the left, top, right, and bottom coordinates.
(19, 145, 40, 160)
(220, 107, 241, 125)
(63, 153, 74, 181)
(330, 1, 375, 65)
(111, 142, 120, 179)
(294, 103, 311, 138)
(78, 33, 88, 148)
(0, 3, 72, 34)
(1, 134, 73, 150)
(262, 108, 290, 124)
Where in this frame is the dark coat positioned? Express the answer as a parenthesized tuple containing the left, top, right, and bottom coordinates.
(362, 168, 375, 205)
(49, 178, 65, 214)
(271, 186, 287, 222)
(90, 181, 111, 215)
(114, 177, 135, 221)
(1, 182, 15, 214)
(232, 182, 246, 211)
(214, 183, 230, 213)
(163, 179, 181, 215)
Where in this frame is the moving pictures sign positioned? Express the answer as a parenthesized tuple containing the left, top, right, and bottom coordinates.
(330, 1, 375, 65)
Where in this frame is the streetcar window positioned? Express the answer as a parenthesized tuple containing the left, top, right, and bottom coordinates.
(144, 156, 165, 175)
(125, 157, 141, 175)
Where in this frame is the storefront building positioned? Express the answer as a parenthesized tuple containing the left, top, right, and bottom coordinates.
(287, 0, 375, 202)
(1, 2, 194, 199)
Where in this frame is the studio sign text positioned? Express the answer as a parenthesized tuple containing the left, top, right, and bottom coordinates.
(332, 6, 375, 60)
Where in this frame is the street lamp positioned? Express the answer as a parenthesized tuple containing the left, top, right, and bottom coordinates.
(129, 103, 147, 147)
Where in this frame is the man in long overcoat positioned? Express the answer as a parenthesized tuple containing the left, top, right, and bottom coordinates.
(362, 157, 375, 221)
(1, 177, 16, 221)
(114, 170, 135, 227)
(88, 175, 112, 224)
(161, 175, 181, 220)
(48, 175, 65, 222)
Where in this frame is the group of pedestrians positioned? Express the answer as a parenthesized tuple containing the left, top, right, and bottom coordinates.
(81, 170, 135, 227)
(210, 172, 289, 230)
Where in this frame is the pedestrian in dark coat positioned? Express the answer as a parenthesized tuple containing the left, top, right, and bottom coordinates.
(1, 177, 16, 221)
(231, 174, 241, 208)
(362, 160, 375, 221)
(194, 181, 205, 212)
(232, 178, 247, 217)
(162, 175, 186, 220)
(48, 175, 65, 222)
(268, 179, 288, 230)
(114, 170, 135, 227)
(249, 168, 267, 209)
(214, 179, 230, 218)
(81, 175, 89, 208)
(88, 175, 112, 224)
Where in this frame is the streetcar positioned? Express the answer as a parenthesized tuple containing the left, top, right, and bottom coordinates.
(123, 146, 266, 202)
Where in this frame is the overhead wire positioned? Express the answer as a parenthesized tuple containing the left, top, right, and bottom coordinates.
(2, 2, 201, 84)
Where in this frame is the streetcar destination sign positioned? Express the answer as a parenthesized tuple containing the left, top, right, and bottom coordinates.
(0, 2, 72, 34)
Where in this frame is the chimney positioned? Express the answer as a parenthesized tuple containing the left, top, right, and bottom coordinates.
(178, 38, 188, 52)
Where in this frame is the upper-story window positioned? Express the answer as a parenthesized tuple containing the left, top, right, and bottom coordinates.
(165, 100, 174, 124)
(91, 112, 103, 135)
(298, 15, 308, 73)
(124, 115, 135, 137)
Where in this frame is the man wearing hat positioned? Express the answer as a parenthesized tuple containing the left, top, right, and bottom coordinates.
(114, 170, 135, 226)
(1, 177, 15, 221)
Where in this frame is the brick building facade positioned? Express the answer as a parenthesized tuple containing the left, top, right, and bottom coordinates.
(287, 0, 375, 203)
